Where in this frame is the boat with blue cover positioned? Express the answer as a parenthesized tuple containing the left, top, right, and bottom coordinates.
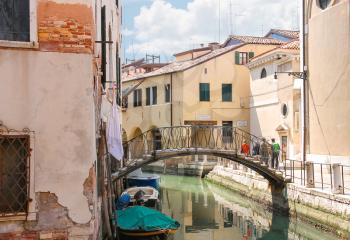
(126, 169, 160, 190)
(116, 206, 180, 238)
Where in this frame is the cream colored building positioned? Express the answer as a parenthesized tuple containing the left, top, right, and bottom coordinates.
(305, 0, 350, 165)
(247, 40, 301, 160)
(0, 0, 122, 239)
(122, 36, 285, 140)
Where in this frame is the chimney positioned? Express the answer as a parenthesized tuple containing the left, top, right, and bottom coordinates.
(208, 42, 220, 50)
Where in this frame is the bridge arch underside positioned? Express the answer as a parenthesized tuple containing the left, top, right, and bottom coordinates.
(116, 150, 286, 188)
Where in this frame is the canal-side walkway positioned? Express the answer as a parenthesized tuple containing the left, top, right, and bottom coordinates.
(206, 165, 350, 238)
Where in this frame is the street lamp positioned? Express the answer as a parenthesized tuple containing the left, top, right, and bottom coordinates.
(274, 71, 307, 80)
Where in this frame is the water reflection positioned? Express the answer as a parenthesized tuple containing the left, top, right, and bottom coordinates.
(159, 175, 338, 240)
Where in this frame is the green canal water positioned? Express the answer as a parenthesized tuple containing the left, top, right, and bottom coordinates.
(158, 174, 340, 240)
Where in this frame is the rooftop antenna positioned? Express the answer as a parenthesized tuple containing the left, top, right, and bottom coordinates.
(218, 0, 221, 42)
(131, 39, 136, 60)
(229, 2, 244, 35)
(229, 0, 233, 35)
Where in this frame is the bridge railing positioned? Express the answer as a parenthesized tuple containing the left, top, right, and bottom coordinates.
(123, 126, 270, 167)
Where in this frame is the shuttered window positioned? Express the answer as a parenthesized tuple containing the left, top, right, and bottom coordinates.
(152, 86, 157, 105)
(133, 89, 142, 107)
(146, 88, 151, 106)
(222, 84, 232, 102)
(199, 83, 210, 102)
(165, 84, 171, 103)
(235, 51, 254, 65)
(0, 0, 30, 42)
(146, 86, 157, 105)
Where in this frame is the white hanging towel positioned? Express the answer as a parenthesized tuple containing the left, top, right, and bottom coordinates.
(107, 103, 124, 160)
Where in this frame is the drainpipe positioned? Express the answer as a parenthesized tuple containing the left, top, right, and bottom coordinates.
(170, 73, 173, 127)
(300, 0, 308, 163)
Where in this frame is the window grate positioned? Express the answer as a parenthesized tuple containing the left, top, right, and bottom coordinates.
(0, 0, 30, 42)
(0, 135, 30, 216)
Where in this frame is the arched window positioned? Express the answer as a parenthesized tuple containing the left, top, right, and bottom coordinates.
(318, 0, 331, 9)
(260, 68, 267, 79)
(281, 103, 288, 118)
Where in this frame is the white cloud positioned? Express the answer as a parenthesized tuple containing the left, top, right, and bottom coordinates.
(127, 0, 299, 58)
(122, 28, 134, 37)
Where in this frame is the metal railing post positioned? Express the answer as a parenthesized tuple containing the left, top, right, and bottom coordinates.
(306, 161, 315, 188)
(332, 163, 344, 194)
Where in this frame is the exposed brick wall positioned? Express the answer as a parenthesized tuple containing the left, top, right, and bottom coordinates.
(38, 17, 92, 53)
(38, 1, 94, 54)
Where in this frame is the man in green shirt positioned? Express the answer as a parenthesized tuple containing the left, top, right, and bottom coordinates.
(271, 138, 280, 169)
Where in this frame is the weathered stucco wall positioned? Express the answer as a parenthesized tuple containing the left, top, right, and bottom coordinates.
(249, 54, 300, 158)
(0, 49, 95, 223)
(307, 0, 350, 161)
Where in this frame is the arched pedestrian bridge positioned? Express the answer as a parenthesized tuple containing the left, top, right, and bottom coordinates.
(112, 126, 292, 187)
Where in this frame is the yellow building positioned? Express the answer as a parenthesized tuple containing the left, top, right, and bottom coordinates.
(122, 36, 285, 140)
(247, 40, 301, 160)
(305, 0, 350, 165)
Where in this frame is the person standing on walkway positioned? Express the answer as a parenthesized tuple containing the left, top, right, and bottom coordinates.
(271, 138, 280, 169)
(241, 140, 250, 156)
(260, 138, 269, 165)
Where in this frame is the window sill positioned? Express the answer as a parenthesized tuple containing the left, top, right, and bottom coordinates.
(0, 214, 27, 222)
(0, 40, 39, 49)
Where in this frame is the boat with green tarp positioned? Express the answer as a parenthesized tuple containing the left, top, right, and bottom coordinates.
(116, 206, 180, 239)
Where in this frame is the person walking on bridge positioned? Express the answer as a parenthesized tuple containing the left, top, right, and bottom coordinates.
(260, 138, 269, 166)
(271, 138, 280, 169)
(241, 140, 250, 156)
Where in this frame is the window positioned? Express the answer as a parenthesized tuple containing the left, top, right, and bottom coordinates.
(199, 83, 210, 101)
(281, 103, 288, 118)
(222, 84, 232, 102)
(146, 86, 157, 106)
(152, 86, 157, 105)
(260, 68, 267, 79)
(133, 89, 142, 107)
(0, 0, 30, 42)
(204, 68, 207, 74)
(146, 87, 151, 106)
(0, 135, 30, 216)
(165, 84, 171, 103)
(235, 51, 254, 65)
(318, 0, 331, 9)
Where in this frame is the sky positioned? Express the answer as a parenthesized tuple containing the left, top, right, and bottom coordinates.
(122, 0, 299, 63)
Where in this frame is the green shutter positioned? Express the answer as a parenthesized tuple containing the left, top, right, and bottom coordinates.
(248, 51, 255, 59)
(235, 51, 240, 65)
(146, 88, 150, 106)
(222, 84, 232, 102)
(200, 83, 210, 101)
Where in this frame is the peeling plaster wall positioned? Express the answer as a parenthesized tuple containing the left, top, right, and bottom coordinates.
(0, 49, 96, 224)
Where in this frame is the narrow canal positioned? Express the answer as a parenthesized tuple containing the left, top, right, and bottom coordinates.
(158, 174, 339, 240)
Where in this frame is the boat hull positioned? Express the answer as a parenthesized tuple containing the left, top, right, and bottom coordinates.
(119, 228, 177, 237)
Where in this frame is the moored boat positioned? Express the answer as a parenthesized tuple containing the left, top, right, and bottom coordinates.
(116, 206, 180, 239)
(126, 169, 160, 189)
(122, 186, 159, 208)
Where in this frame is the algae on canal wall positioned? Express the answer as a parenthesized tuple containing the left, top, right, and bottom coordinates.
(206, 166, 350, 239)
